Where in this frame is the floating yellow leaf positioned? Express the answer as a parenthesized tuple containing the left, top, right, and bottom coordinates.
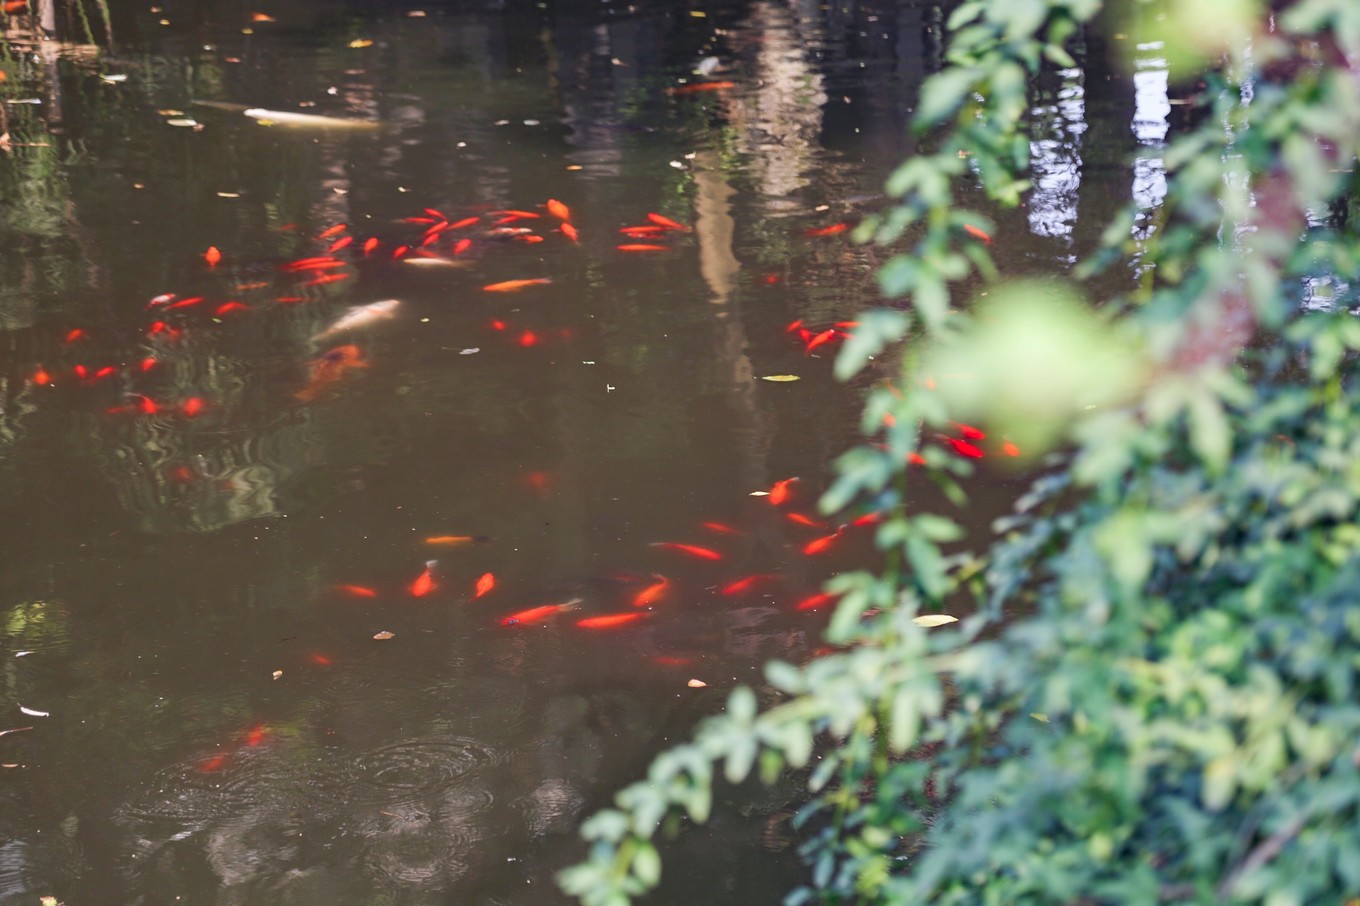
(912, 614, 958, 627)
(760, 374, 801, 382)
(372, 630, 395, 640)
(687, 678, 707, 688)
(272, 669, 283, 680)
(348, 38, 374, 48)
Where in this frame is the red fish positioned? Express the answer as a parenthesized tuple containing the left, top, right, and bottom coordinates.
(92, 366, 117, 382)
(500, 600, 578, 626)
(473, 572, 496, 599)
(963, 223, 992, 244)
(646, 212, 691, 231)
(447, 217, 480, 231)
(701, 521, 743, 536)
(424, 207, 446, 220)
(295, 344, 368, 402)
(517, 330, 540, 347)
(804, 223, 849, 237)
(651, 542, 723, 561)
(244, 724, 268, 746)
(768, 477, 799, 506)
(318, 223, 348, 239)
(849, 512, 884, 528)
(483, 278, 552, 292)
(327, 235, 354, 253)
(632, 574, 670, 608)
(515, 234, 545, 244)
(452, 238, 472, 255)
(410, 561, 438, 597)
(795, 592, 838, 611)
(491, 209, 541, 221)
(181, 397, 205, 416)
(577, 612, 647, 629)
(667, 81, 737, 95)
(1001, 440, 1020, 456)
(298, 272, 351, 287)
(802, 530, 843, 556)
(546, 199, 571, 221)
(215, 301, 250, 316)
(363, 237, 380, 255)
(804, 328, 838, 353)
(721, 574, 777, 596)
(310, 653, 333, 666)
(204, 246, 222, 266)
(167, 296, 205, 309)
(3, 1, 28, 11)
(908, 451, 927, 466)
(785, 512, 826, 529)
(620, 225, 666, 236)
(953, 422, 986, 441)
(944, 437, 984, 459)
(197, 754, 230, 773)
(336, 584, 378, 597)
(561, 222, 579, 242)
(135, 395, 158, 415)
(64, 328, 85, 343)
(617, 243, 669, 252)
(73, 364, 88, 380)
(283, 256, 345, 271)
(31, 366, 51, 385)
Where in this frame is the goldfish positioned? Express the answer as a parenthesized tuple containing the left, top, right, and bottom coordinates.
(452, 239, 472, 255)
(651, 542, 723, 561)
(311, 299, 400, 343)
(318, 224, 348, 239)
(795, 592, 838, 611)
(181, 397, 205, 416)
(215, 301, 250, 316)
(295, 344, 368, 402)
(424, 207, 447, 219)
(804, 223, 849, 237)
(515, 234, 545, 244)
(204, 246, 222, 266)
(243, 108, 379, 129)
(576, 612, 647, 629)
(244, 724, 269, 746)
(768, 476, 799, 505)
(546, 199, 571, 221)
(944, 437, 984, 459)
(147, 293, 176, 308)
(963, 223, 992, 244)
(1001, 440, 1020, 456)
(802, 530, 843, 555)
(336, 584, 378, 597)
(500, 599, 580, 626)
(167, 296, 205, 309)
(667, 81, 737, 95)
(646, 212, 691, 231)
(908, 451, 927, 466)
(447, 217, 480, 231)
(197, 754, 230, 773)
(235, 281, 271, 291)
(953, 422, 986, 441)
(327, 236, 354, 253)
(282, 257, 346, 271)
(424, 535, 489, 546)
(473, 572, 496, 599)
(701, 521, 743, 536)
(632, 574, 670, 608)
(804, 328, 838, 354)
(490, 209, 540, 220)
(786, 512, 826, 529)
(4, 1, 28, 11)
(250, 12, 276, 22)
(561, 222, 580, 242)
(31, 366, 51, 385)
(721, 575, 777, 596)
(517, 330, 540, 347)
(64, 328, 85, 343)
(617, 244, 669, 252)
(620, 225, 666, 236)
(410, 561, 438, 597)
(310, 653, 332, 665)
(363, 237, 379, 254)
(849, 512, 884, 528)
(298, 273, 352, 287)
(483, 278, 552, 292)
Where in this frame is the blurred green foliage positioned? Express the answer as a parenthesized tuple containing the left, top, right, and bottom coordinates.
(562, 0, 1360, 903)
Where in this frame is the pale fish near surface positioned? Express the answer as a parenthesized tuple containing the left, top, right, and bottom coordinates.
(243, 107, 380, 129)
(312, 299, 401, 343)
(402, 256, 469, 268)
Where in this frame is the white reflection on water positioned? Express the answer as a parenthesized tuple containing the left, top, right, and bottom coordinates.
(1027, 67, 1086, 244)
(1131, 45, 1170, 257)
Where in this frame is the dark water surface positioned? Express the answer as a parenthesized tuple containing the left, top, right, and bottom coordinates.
(0, 1, 1160, 903)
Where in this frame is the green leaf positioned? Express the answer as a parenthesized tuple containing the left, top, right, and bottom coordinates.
(915, 66, 979, 128)
(834, 309, 911, 381)
(633, 842, 661, 887)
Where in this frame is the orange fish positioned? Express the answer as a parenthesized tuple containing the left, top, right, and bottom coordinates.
(768, 476, 799, 506)
(181, 397, 205, 416)
(908, 451, 927, 466)
(646, 212, 691, 231)
(204, 246, 222, 266)
(944, 437, 984, 459)
(327, 235, 354, 253)
(483, 278, 552, 292)
(501, 599, 579, 626)
(31, 366, 51, 385)
(795, 591, 838, 611)
(632, 574, 670, 608)
(251, 11, 276, 22)
(135, 395, 158, 415)
(336, 584, 378, 597)
(701, 521, 743, 536)
(667, 81, 736, 95)
(299, 272, 352, 287)
(617, 244, 669, 252)
(953, 422, 986, 441)
(244, 724, 268, 746)
(515, 234, 545, 244)
(785, 512, 826, 529)
(849, 512, 884, 528)
(620, 225, 666, 236)
(517, 330, 540, 347)
(561, 222, 580, 242)
(167, 296, 205, 309)
(491, 209, 541, 220)
(64, 328, 85, 343)
(546, 199, 571, 221)
(1001, 440, 1021, 457)
(577, 612, 647, 629)
(73, 365, 88, 380)
(197, 753, 230, 773)
(309, 653, 332, 666)
(410, 561, 438, 597)
(447, 217, 480, 231)
(425, 535, 489, 546)
(295, 344, 368, 402)
(963, 223, 992, 244)
(215, 301, 250, 316)
(804, 328, 838, 353)
(804, 223, 849, 237)
(473, 572, 496, 599)
(721, 574, 777, 596)
(4, 1, 28, 11)
(425, 207, 447, 220)
(363, 237, 380, 254)
(651, 542, 723, 561)
(318, 223, 348, 239)
(452, 238, 473, 255)
(802, 530, 842, 556)
(282, 257, 346, 271)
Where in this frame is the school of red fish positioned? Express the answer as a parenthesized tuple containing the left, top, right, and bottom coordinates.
(23, 189, 1011, 742)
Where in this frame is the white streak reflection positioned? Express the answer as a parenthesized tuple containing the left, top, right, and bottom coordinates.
(1027, 68, 1086, 244)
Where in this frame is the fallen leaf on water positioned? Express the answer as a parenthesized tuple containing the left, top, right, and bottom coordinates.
(0, 727, 34, 738)
(348, 38, 374, 48)
(372, 630, 395, 640)
(459, 348, 480, 355)
(748, 490, 770, 497)
(760, 374, 801, 382)
(687, 679, 707, 688)
(272, 670, 283, 680)
(18, 706, 49, 718)
(913, 614, 958, 627)
(166, 118, 199, 128)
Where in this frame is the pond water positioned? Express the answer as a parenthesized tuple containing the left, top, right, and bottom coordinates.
(0, 1, 1160, 903)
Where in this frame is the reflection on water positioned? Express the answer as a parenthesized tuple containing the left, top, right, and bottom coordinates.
(0, 1, 1170, 904)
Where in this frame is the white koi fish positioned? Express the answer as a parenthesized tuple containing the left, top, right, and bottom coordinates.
(311, 299, 400, 343)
